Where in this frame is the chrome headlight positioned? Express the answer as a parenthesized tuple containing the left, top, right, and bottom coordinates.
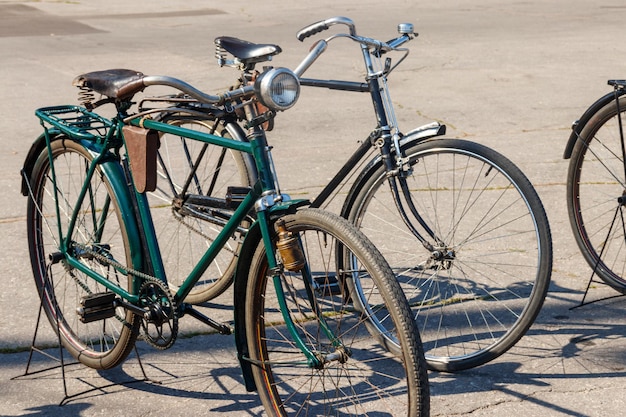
(254, 67, 300, 111)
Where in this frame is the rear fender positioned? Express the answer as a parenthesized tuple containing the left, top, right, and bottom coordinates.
(564, 89, 626, 159)
(20, 130, 60, 196)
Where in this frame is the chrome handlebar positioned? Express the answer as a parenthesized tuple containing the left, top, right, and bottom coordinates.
(142, 75, 254, 105)
(294, 17, 417, 77)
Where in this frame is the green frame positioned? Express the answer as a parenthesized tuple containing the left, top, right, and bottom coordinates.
(35, 105, 330, 367)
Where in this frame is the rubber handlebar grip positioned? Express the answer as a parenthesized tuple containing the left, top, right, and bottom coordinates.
(296, 21, 330, 41)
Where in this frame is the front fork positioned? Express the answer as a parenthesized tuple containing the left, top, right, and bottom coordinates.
(256, 207, 345, 369)
(382, 134, 452, 264)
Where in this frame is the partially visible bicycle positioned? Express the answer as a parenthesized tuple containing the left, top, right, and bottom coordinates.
(565, 80, 626, 292)
(20, 36, 430, 414)
(148, 16, 553, 372)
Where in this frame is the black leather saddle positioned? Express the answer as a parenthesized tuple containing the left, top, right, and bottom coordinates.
(215, 36, 281, 65)
(73, 69, 145, 100)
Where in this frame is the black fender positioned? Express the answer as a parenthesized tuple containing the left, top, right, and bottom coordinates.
(223, 120, 259, 185)
(563, 88, 626, 159)
(233, 220, 263, 392)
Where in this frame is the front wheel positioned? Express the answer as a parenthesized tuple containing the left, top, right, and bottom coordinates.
(345, 138, 552, 371)
(245, 208, 429, 417)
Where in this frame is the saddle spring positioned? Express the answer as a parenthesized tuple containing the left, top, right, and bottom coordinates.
(77, 85, 95, 110)
(215, 41, 228, 67)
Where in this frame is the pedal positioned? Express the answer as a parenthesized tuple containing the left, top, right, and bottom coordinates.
(77, 292, 117, 323)
(226, 186, 252, 209)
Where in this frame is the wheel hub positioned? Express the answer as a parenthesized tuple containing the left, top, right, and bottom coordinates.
(420, 247, 456, 270)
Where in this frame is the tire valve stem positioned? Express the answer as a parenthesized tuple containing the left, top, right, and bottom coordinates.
(276, 219, 305, 272)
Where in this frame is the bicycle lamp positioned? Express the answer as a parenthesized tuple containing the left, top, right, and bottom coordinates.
(254, 67, 300, 111)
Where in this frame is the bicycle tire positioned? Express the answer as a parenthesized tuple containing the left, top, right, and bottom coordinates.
(245, 208, 430, 416)
(345, 138, 552, 371)
(150, 115, 255, 303)
(26, 138, 140, 370)
(567, 95, 626, 292)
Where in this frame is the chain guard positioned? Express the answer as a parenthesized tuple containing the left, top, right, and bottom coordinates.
(139, 277, 179, 350)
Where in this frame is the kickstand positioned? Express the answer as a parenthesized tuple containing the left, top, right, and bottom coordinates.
(56, 345, 153, 406)
(570, 261, 625, 310)
(12, 277, 76, 394)
(13, 273, 156, 405)
(571, 203, 626, 310)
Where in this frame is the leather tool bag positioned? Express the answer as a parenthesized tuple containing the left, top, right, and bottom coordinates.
(122, 125, 160, 193)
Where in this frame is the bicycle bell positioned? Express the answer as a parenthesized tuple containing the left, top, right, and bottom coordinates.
(397, 23, 414, 35)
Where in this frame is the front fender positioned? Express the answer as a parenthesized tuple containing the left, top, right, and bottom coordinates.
(401, 121, 446, 145)
(233, 221, 262, 392)
(340, 124, 445, 219)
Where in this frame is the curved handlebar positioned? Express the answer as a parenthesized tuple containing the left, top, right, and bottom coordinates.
(294, 17, 416, 77)
(296, 16, 356, 42)
(142, 75, 253, 104)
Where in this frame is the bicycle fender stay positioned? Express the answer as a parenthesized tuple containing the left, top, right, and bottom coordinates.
(21, 130, 61, 196)
(564, 88, 626, 159)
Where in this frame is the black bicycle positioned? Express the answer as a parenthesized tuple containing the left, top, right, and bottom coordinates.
(147, 16, 553, 372)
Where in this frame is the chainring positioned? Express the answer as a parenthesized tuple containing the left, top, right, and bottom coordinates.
(139, 277, 179, 350)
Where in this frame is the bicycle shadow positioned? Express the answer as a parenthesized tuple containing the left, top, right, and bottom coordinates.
(428, 280, 626, 416)
(1, 403, 91, 417)
(10, 335, 266, 416)
(12, 281, 626, 416)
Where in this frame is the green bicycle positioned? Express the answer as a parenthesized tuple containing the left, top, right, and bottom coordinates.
(21, 62, 429, 414)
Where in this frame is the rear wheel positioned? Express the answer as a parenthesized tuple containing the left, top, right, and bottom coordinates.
(245, 208, 429, 416)
(26, 138, 139, 370)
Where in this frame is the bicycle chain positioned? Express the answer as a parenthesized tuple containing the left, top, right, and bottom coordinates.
(172, 208, 217, 243)
(70, 241, 179, 346)
(71, 241, 156, 282)
(67, 242, 139, 328)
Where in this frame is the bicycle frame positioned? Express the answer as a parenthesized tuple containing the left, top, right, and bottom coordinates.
(33, 104, 337, 371)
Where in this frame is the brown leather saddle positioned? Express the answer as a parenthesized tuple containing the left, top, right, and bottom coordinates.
(73, 68, 145, 100)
